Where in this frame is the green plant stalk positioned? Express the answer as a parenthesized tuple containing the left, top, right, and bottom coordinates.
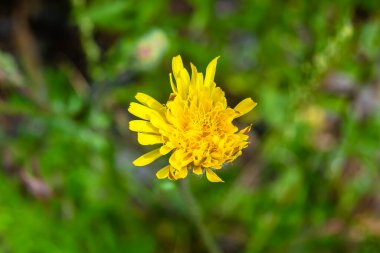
(179, 180, 222, 253)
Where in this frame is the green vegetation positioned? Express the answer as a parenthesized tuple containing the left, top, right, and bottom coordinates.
(1, 0, 380, 252)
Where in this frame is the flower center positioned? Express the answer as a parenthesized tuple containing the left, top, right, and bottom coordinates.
(166, 96, 240, 169)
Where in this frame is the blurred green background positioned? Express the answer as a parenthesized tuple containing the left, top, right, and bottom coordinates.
(1, 0, 380, 252)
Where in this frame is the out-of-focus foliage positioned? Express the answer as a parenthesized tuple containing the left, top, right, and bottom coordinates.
(1, 0, 380, 252)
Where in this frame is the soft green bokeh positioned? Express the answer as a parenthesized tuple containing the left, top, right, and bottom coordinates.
(1, 0, 380, 252)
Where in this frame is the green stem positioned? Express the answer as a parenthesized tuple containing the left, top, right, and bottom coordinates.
(179, 180, 222, 253)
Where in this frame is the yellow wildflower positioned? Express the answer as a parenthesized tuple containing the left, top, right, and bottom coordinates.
(128, 55, 257, 182)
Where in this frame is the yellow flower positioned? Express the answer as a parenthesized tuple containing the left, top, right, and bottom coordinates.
(128, 55, 257, 182)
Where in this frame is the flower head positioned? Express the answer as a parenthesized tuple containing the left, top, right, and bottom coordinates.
(129, 55, 257, 182)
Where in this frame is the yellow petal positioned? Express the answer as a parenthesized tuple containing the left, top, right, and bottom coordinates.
(169, 73, 177, 93)
(172, 55, 184, 77)
(133, 148, 162, 166)
(190, 63, 198, 86)
(171, 55, 188, 97)
(169, 151, 181, 169)
(180, 68, 190, 85)
(205, 168, 224, 183)
(175, 78, 184, 99)
(149, 111, 171, 130)
(135, 93, 164, 111)
(156, 165, 170, 179)
(137, 133, 163, 145)
(169, 150, 192, 170)
(129, 120, 158, 133)
(239, 125, 251, 135)
(128, 102, 152, 120)
(168, 167, 175, 181)
(211, 87, 226, 106)
(196, 72, 203, 89)
(177, 167, 188, 179)
(193, 166, 203, 175)
(234, 98, 257, 118)
(179, 68, 190, 96)
(159, 144, 173, 155)
(168, 166, 188, 180)
(204, 56, 219, 87)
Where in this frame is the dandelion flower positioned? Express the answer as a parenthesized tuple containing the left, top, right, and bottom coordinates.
(129, 55, 257, 182)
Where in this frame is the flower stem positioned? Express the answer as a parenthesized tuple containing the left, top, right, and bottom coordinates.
(179, 180, 222, 253)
